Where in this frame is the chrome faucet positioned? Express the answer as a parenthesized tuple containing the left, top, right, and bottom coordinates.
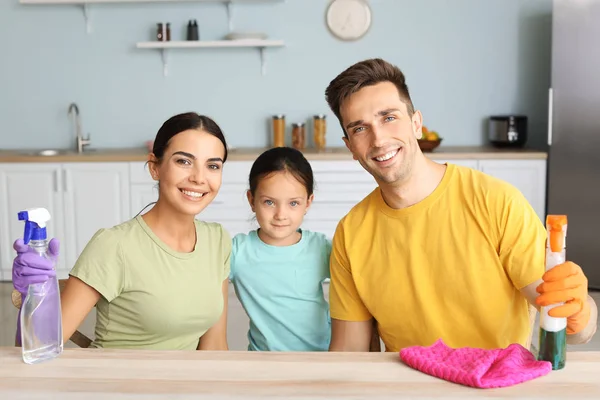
(68, 102, 91, 153)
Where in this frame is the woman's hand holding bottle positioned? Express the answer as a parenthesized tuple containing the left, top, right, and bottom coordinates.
(12, 238, 59, 299)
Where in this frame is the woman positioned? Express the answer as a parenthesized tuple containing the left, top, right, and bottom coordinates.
(12, 112, 231, 350)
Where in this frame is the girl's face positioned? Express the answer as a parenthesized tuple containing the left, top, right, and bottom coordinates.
(247, 171, 313, 246)
(149, 129, 225, 217)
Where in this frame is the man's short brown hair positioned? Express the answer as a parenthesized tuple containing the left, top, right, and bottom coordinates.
(325, 58, 415, 137)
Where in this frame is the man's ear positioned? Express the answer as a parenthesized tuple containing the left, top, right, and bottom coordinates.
(411, 110, 424, 139)
(246, 190, 255, 212)
(343, 136, 358, 161)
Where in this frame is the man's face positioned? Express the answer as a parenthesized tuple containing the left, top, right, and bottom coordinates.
(340, 81, 423, 186)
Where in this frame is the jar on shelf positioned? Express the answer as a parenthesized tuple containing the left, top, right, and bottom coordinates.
(292, 123, 306, 150)
(157, 23, 171, 41)
(272, 115, 286, 147)
(313, 114, 327, 151)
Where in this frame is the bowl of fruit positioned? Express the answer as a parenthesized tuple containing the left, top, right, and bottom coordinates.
(418, 126, 442, 152)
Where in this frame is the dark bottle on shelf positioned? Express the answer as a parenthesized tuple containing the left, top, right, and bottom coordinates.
(187, 19, 199, 41)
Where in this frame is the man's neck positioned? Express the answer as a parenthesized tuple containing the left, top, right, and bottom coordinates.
(142, 201, 197, 252)
(378, 156, 447, 210)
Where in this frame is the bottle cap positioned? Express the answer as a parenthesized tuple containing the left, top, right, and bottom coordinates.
(546, 215, 567, 252)
(18, 208, 51, 244)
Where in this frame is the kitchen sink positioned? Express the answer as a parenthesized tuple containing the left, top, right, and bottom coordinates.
(18, 148, 97, 156)
(19, 149, 72, 156)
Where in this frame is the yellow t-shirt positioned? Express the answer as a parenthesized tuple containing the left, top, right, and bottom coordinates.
(69, 215, 231, 350)
(329, 163, 545, 351)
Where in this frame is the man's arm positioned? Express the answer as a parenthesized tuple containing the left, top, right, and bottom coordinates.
(329, 319, 373, 352)
(495, 187, 596, 345)
(521, 268, 597, 345)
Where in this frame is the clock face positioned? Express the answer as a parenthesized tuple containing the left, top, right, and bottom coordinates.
(326, 0, 372, 41)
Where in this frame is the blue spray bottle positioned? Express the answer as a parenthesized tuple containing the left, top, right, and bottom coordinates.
(18, 208, 63, 364)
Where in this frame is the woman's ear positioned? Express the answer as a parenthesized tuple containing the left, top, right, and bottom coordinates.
(246, 190, 255, 212)
(147, 153, 160, 181)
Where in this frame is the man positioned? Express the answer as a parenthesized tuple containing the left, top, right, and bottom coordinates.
(324, 58, 597, 352)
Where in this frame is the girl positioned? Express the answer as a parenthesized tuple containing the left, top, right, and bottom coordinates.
(12, 112, 231, 350)
(229, 147, 332, 352)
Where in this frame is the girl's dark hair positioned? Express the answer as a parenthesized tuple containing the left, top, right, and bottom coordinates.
(152, 112, 228, 162)
(249, 147, 314, 198)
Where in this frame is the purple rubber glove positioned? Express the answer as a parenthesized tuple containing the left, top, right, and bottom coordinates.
(13, 238, 59, 346)
(12, 238, 59, 299)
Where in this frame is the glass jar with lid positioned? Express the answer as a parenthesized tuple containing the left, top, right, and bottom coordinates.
(292, 123, 306, 150)
(272, 115, 286, 147)
(313, 114, 327, 150)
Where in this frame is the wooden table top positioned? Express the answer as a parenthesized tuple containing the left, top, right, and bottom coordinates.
(0, 347, 598, 399)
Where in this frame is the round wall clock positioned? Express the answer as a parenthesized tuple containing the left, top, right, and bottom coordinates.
(326, 0, 372, 41)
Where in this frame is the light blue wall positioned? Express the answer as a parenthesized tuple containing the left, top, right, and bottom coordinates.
(0, 0, 552, 150)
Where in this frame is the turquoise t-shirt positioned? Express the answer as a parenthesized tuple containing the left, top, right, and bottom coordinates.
(230, 229, 332, 351)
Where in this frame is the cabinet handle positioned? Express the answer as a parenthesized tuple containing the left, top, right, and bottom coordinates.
(54, 170, 59, 192)
(547, 87, 553, 146)
(63, 170, 68, 192)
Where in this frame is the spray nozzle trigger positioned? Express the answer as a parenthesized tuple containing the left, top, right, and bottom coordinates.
(18, 208, 51, 245)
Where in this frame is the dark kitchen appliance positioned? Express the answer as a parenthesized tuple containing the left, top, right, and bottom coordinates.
(488, 115, 528, 148)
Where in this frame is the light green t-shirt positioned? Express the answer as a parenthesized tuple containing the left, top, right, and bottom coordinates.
(69, 215, 231, 350)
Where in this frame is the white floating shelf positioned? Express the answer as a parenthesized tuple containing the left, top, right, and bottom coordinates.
(20, 0, 283, 4)
(136, 40, 284, 77)
(137, 39, 284, 49)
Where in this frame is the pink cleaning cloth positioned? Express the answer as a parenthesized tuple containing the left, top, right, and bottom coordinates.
(399, 339, 552, 389)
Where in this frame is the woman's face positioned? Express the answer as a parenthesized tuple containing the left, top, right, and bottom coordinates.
(149, 129, 225, 217)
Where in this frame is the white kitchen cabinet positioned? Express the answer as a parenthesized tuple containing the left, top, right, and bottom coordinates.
(62, 163, 131, 270)
(0, 163, 131, 280)
(0, 158, 548, 282)
(0, 164, 65, 279)
(478, 160, 547, 221)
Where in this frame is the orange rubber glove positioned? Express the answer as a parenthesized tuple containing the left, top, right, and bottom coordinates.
(535, 261, 590, 335)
